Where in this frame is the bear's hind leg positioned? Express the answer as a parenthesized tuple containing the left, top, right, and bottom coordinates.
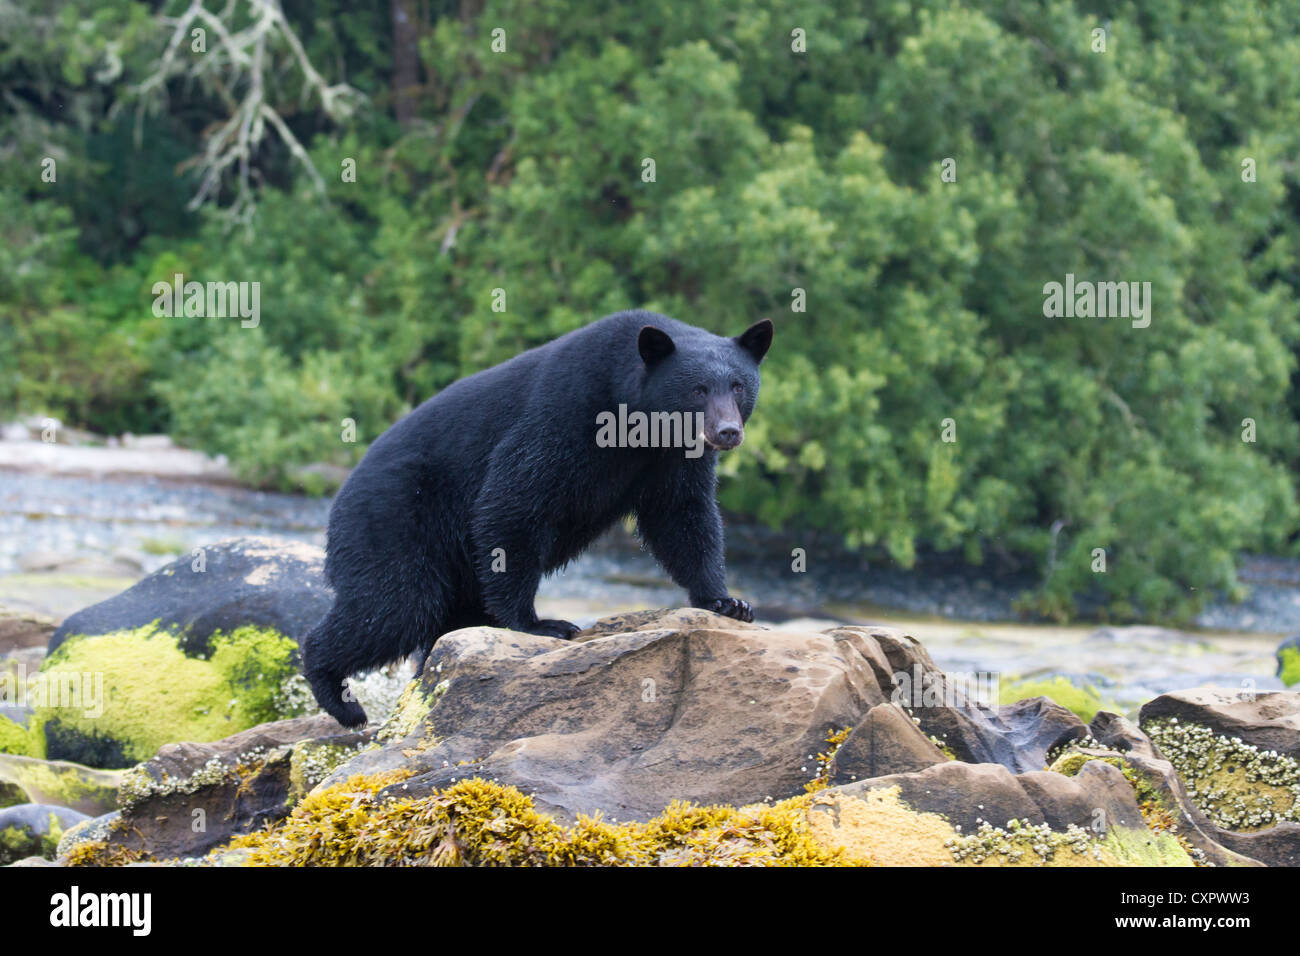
(303, 590, 447, 729)
(302, 606, 370, 728)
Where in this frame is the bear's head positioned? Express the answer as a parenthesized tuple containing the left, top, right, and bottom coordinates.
(637, 318, 773, 451)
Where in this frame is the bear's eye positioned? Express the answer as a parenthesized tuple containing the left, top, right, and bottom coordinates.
(731, 382, 744, 394)
(693, 385, 707, 398)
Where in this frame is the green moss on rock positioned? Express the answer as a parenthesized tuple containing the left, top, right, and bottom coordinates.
(1280, 646, 1300, 687)
(1000, 675, 1113, 722)
(36, 623, 307, 767)
(0, 715, 43, 758)
(0, 811, 67, 865)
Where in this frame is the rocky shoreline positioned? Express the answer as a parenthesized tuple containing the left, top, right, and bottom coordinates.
(2, 539, 1298, 867)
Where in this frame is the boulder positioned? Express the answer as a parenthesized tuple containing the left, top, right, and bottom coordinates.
(829, 702, 949, 782)
(343, 609, 884, 821)
(49, 536, 332, 656)
(107, 715, 375, 859)
(36, 620, 310, 768)
(323, 612, 1091, 822)
(842, 624, 1088, 771)
(0, 754, 123, 816)
(1139, 688, 1300, 760)
(1129, 693, 1300, 866)
(0, 605, 56, 653)
(0, 803, 88, 864)
(809, 759, 1192, 866)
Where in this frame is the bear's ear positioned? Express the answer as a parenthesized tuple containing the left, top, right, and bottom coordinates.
(736, 319, 773, 364)
(638, 325, 676, 365)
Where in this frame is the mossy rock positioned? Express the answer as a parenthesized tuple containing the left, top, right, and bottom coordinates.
(0, 804, 88, 865)
(1000, 675, 1113, 723)
(0, 754, 125, 816)
(35, 623, 309, 768)
(1279, 641, 1300, 687)
(0, 714, 43, 759)
(47, 537, 331, 657)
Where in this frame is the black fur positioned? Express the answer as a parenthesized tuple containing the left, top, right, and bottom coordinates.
(301, 310, 773, 727)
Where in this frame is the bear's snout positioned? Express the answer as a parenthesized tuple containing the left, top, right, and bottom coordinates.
(706, 423, 744, 450)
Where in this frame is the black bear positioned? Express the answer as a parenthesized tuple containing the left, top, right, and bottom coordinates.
(302, 309, 773, 727)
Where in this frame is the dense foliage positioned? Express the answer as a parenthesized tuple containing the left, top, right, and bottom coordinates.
(3, 0, 1299, 620)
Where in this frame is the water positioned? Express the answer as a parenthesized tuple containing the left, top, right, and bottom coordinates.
(0, 468, 1293, 716)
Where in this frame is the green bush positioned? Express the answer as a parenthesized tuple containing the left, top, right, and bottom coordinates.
(6, 0, 1300, 620)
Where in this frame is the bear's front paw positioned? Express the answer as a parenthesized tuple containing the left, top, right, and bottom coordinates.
(526, 618, 582, 640)
(701, 597, 754, 623)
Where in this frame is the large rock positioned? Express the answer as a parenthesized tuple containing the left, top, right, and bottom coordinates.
(108, 715, 375, 859)
(841, 624, 1088, 772)
(1139, 688, 1300, 760)
(36, 617, 312, 769)
(1079, 711, 1282, 866)
(1129, 692, 1300, 866)
(49, 536, 332, 656)
(808, 759, 1192, 866)
(322, 611, 1092, 822)
(0, 754, 124, 816)
(0, 605, 56, 653)
(0, 803, 88, 864)
(342, 609, 881, 821)
(829, 703, 949, 782)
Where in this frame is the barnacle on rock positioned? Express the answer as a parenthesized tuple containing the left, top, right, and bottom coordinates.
(117, 746, 274, 812)
(1143, 718, 1300, 831)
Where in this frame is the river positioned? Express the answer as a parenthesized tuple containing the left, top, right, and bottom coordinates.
(0, 463, 1292, 715)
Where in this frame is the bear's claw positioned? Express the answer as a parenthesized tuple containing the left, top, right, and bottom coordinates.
(527, 618, 582, 640)
(704, 597, 754, 623)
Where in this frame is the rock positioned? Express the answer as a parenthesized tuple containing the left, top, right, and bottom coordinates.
(341, 609, 883, 821)
(808, 759, 1192, 866)
(0, 605, 56, 653)
(321, 611, 1091, 822)
(1088, 711, 1160, 759)
(844, 759, 1142, 833)
(1131, 692, 1300, 866)
(106, 715, 375, 859)
(829, 703, 949, 783)
(864, 622, 1088, 772)
(34, 609, 1291, 867)
(0, 780, 26, 808)
(919, 695, 1088, 773)
(1139, 689, 1300, 760)
(49, 536, 332, 657)
(0, 803, 89, 864)
(1057, 712, 1285, 867)
(56, 810, 121, 858)
(35, 620, 310, 768)
(0, 755, 125, 816)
